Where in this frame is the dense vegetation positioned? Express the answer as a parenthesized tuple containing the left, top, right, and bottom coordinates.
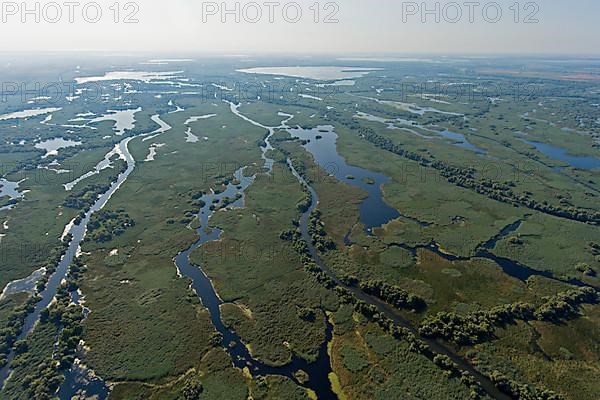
(280, 198, 489, 397)
(63, 183, 111, 211)
(0, 295, 38, 369)
(86, 209, 135, 243)
(308, 210, 337, 252)
(487, 371, 565, 400)
(359, 279, 426, 312)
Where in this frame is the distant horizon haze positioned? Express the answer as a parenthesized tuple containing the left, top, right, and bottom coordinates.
(0, 0, 598, 55)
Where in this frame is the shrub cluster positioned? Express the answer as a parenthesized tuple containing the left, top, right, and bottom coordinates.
(0, 296, 39, 369)
(63, 183, 111, 211)
(358, 279, 426, 312)
(487, 370, 565, 400)
(86, 209, 135, 243)
(308, 210, 336, 252)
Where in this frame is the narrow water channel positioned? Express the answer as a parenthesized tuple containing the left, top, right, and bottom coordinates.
(173, 167, 336, 399)
(389, 218, 590, 288)
(173, 104, 339, 399)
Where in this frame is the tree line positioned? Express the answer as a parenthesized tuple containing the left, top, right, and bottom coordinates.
(359, 124, 600, 225)
(63, 183, 111, 212)
(340, 275, 426, 312)
(419, 287, 598, 346)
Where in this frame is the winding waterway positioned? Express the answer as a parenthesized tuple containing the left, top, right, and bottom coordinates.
(287, 124, 590, 289)
(355, 111, 487, 154)
(388, 218, 590, 288)
(173, 167, 336, 398)
(55, 115, 173, 398)
(1, 100, 584, 399)
(173, 105, 338, 398)
(225, 101, 294, 173)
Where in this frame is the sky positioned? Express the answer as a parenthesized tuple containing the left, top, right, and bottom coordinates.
(0, 0, 598, 55)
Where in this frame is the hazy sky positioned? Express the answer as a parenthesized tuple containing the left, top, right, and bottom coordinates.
(1, 0, 598, 55)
